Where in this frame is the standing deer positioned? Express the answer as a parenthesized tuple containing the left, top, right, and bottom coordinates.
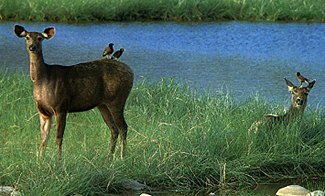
(14, 25, 134, 159)
(249, 75, 316, 133)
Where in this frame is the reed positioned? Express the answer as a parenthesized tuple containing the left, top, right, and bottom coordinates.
(0, 72, 324, 195)
(0, 0, 324, 22)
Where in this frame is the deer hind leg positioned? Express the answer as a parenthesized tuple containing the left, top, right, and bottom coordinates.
(39, 114, 52, 159)
(109, 104, 128, 159)
(55, 112, 67, 160)
(97, 104, 119, 158)
(107, 99, 128, 159)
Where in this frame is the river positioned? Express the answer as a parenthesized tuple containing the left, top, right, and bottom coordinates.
(1, 21, 324, 108)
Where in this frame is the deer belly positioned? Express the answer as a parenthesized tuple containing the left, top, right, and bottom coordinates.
(68, 97, 100, 112)
(34, 92, 99, 113)
(69, 103, 98, 112)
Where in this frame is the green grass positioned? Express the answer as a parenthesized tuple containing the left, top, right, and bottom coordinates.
(0, 71, 324, 195)
(0, 0, 324, 22)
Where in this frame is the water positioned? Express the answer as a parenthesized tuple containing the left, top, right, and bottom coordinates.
(1, 21, 324, 108)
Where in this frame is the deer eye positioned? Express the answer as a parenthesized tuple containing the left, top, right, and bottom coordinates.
(25, 36, 30, 40)
(37, 36, 43, 41)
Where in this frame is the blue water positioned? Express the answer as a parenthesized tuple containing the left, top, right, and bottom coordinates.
(1, 21, 324, 108)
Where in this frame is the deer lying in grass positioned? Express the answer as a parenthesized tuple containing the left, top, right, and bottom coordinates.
(249, 75, 316, 133)
(14, 25, 134, 159)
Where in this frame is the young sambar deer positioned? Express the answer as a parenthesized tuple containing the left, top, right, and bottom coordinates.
(249, 75, 316, 133)
(14, 25, 134, 159)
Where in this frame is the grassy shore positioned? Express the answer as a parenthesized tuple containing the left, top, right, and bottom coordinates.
(0, 0, 324, 22)
(0, 71, 324, 195)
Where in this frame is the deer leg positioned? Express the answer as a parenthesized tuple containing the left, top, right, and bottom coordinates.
(109, 106, 128, 159)
(97, 105, 119, 157)
(39, 115, 52, 159)
(55, 112, 67, 160)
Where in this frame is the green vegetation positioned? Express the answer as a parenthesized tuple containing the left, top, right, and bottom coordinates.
(0, 0, 324, 22)
(0, 71, 324, 195)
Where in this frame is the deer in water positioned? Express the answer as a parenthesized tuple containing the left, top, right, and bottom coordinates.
(249, 75, 316, 133)
(14, 25, 134, 159)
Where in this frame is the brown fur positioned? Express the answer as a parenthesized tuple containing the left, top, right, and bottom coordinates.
(14, 25, 134, 159)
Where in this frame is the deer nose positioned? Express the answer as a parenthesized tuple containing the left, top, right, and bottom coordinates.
(29, 45, 37, 51)
(296, 98, 304, 105)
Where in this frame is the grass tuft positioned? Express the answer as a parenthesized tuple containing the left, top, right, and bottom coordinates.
(0, 0, 324, 22)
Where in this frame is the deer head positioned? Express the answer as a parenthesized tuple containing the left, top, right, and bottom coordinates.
(285, 77, 316, 110)
(14, 25, 55, 53)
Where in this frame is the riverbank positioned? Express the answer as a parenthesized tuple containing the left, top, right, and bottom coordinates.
(0, 0, 324, 22)
(0, 72, 324, 195)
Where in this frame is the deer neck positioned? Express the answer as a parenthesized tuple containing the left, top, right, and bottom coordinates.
(28, 50, 47, 82)
(284, 104, 306, 121)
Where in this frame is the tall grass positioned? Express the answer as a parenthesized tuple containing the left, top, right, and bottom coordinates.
(0, 71, 324, 195)
(0, 0, 324, 22)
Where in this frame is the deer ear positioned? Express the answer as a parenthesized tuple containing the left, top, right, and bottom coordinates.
(42, 27, 55, 39)
(14, 25, 27, 38)
(307, 80, 316, 91)
(284, 78, 295, 92)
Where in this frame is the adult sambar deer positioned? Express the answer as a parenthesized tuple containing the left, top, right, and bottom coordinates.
(14, 25, 134, 159)
(249, 75, 316, 133)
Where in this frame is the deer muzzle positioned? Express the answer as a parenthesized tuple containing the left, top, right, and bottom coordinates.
(296, 98, 304, 106)
(29, 45, 37, 52)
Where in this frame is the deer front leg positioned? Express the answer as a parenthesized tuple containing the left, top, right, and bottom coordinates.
(55, 112, 67, 160)
(39, 114, 52, 159)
